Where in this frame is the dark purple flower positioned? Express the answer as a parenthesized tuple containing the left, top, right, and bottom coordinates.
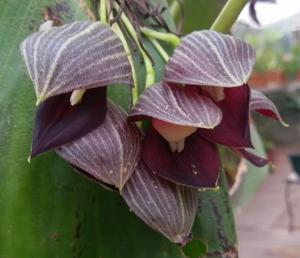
(129, 30, 284, 188)
(56, 101, 142, 190)
(122, 160, 198, 245)
(20, 21, 133, 158)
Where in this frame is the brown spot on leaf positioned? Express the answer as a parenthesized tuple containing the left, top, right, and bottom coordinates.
(49, 232, 60, 241)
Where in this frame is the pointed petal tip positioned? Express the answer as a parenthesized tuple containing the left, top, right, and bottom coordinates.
(174, 233, 192, 246)
(282, 121, 290, 128)
(234, 148, 269, 167)
(250, 89, 288, 127)
(35, 95, 45, 106)
(29, 146, 43, 160)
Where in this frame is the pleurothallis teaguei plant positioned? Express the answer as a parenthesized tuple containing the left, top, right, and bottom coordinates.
(0, 0, 286, 257)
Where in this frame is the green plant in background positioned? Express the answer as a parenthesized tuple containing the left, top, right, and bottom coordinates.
(279, 45, 300, 78)
(245, 33, 282, 73)
(0, 0, 286, 257)
(245, 32, 300, 76)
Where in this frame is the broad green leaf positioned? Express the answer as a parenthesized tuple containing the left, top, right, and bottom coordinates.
(0, 0, 183, 257)
(182, 239, 207, 258)
(192, 172, 238, 258)
(0, 0, 239, 258)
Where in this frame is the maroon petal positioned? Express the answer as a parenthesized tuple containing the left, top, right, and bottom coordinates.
(143, 127, 220, 188)
(20, 21, 133, 101)
(164, 30, 255, 87)
(232, 148, 269, 167)
(250, 89, 288, 126)
(122, 161, 198, 245)
(129, 82, 222, 128)
(199, 84, 252, 148)
(56, 101, 142, 190)
(31, 87, 107, 158)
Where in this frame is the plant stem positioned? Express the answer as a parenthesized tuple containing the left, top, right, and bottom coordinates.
(149, 38, 169, 62)
(211, 0, 247, 33)
(111, 23, 139, 105)
(114, 3, 155, 88)
(99, 0, 107, 23)
(169, 0, 182, 20)
(141, 27, 180, 48)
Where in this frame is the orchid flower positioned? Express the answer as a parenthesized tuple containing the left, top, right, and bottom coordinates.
(129, 30, 286, 188)
(20, 21, 133, 158)
(19, 17, 198, 244)
(18, 6, 285, 246)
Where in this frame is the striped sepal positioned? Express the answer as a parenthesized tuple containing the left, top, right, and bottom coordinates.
(56, 101, 142, 190)
(20, 21, 133, 101)
(128, 82, 222, 129)
(164, 30, 255, 87)
(250, 89, 288, 127)
(122, 161, 198, 245)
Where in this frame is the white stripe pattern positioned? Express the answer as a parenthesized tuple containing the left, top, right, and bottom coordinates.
(122, 161, 198, 245)
(129, 82, 222, 129)
(20, 21, 133, 100)
(56, 101, 142, 190)
(250, 89, 287, 126)
(164, 30, 256, 87)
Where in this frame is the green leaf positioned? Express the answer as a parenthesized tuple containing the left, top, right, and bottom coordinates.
(192, 172, 238, 258)
(0, 1, 239, 258)
(0, 0, 183, 257)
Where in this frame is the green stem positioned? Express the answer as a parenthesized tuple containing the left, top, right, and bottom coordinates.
(149, 38, 169, 62)
(99, 0, 107, 23)
(211, 0, 247, 33)
(114, 3, 155, 88)
(141, 27, 180, 48)
(169, 0, 182, 20)
(111, 23, 139, 105)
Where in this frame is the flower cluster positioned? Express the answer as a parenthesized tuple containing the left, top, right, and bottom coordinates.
(20, 16, 285, 245)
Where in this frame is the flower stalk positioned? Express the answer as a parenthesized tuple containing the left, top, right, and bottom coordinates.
(99, 0, 108, 23)
(114, 2, 155, 88)
(149, 38, 170, 62)
(141, 27, 181, 48)
(111, 22, 139, 105)
(170, 0, 182, 20)
(211, 0, 248, 33)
